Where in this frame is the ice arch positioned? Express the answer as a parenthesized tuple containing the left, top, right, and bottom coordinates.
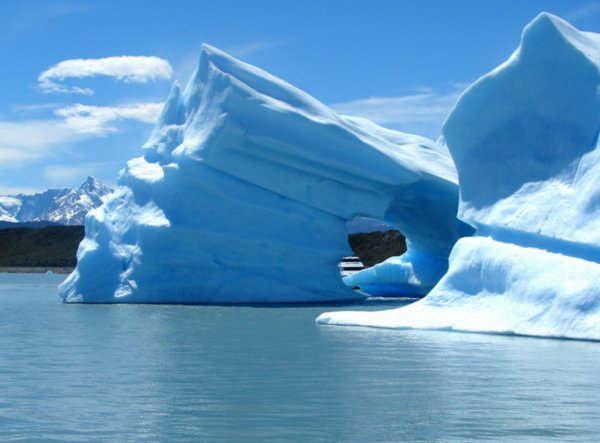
(318, 13, 600, 339)
(59, 45, 468, 303)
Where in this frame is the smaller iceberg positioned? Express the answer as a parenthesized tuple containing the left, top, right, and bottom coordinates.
(343, 250, 448, 297)
(318, 13, 600, 340)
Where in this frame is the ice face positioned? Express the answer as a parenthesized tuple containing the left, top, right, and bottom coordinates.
(59, 45, 466, 303)
(445, 13, 600, 240)
(318, 13, 600, 340)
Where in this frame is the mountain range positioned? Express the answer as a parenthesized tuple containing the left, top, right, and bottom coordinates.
(0, 177, 112, 225)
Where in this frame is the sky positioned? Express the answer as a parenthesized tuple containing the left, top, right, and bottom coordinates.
(0, 0, 599, 194)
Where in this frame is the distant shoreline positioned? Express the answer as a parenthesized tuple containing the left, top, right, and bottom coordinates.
(0, 267, 73, 274)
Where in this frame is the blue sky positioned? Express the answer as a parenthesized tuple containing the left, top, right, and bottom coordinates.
(0, 0, 599, 194)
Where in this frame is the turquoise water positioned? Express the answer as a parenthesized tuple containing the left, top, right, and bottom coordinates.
(2, 273, 600, 442)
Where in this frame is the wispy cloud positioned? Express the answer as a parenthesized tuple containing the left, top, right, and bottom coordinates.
(0, 119, 83, 165)
(565, 2, 600, 21)
(174, 41, 283, 83)
(225, 41, 284, 58)
(2, 2, 91, 40)
(38, 56, 173, 95)
(43, 161, 118, 185)
(0, 102, 163, 167)
(331, 85, 466, 137)
(11, 102, 64, 114)
(55, 102, 163, 135)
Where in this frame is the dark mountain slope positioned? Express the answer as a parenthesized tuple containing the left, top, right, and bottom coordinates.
(0, 226, 84, 267)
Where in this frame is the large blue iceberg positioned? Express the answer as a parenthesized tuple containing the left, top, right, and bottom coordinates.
(318, 13, 600, 340)
(59, 45, 467, 303)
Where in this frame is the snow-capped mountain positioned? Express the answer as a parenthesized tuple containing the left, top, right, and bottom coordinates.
(0, 177, 113, 225)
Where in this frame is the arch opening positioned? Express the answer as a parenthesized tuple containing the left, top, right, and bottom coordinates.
(339, 217, 409, 297)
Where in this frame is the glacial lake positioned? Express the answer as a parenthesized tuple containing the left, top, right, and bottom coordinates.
(2, 273, 600, 442)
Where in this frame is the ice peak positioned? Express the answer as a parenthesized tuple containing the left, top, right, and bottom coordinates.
(528, 11, 568, 30)
(158, 81, 185, 127)
(521, 11, 600, 66)
(199, 43, 233, 61)
(185, 43, 335, 121)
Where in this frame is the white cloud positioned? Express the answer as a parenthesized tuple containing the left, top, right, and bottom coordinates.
(0, 102, 163, 167)
(331, 85, 466, 137)
(38, 56, 173, 95)
(566, 2, 600, 21)
(55, 102, 163, 135)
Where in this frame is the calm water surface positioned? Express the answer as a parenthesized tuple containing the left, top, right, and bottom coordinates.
(2, 273, 600, 442)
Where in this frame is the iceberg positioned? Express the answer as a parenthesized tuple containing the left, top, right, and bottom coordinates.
(59, 45, 467, 303)
(342, 250, 447, 297)
(318, 13, 600, 340)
